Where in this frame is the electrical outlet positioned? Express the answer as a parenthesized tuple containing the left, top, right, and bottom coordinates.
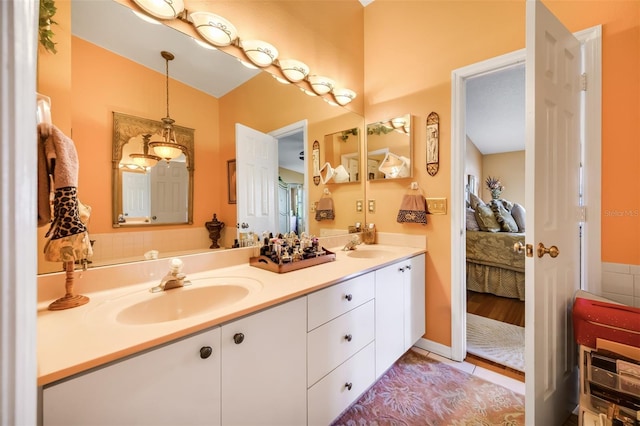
(368, 199, 376, 213)
(356, 200, 363, 212)
(426, 198, 447, 214)
(311, 202, 318, 212)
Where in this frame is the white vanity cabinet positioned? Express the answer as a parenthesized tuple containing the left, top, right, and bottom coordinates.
(307, 273, 376, 426)
(220, 296, 307, 426)
(42, 327, 222, 426)
(375, 254, 426, 378)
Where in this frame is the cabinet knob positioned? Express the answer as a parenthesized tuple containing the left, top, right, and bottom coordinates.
(344, 334, 353, 342)
(233, 333, 245, 344)
(200, 346, 213, 359)
(399, 266, 405, 272)
(345, 294, 353, 301)
(344, 382, 353, 391)
(406, 265, 412, 271)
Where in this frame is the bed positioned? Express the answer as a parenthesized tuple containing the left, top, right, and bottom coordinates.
(466, 230, 525, 301)
(465, 196, 526, 301)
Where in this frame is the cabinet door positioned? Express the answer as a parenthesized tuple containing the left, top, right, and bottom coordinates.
(43, 327, 221, 426)
(374, 263, 405, 378)
(404, 254, 426, 350)
(221, 297, 307, 426)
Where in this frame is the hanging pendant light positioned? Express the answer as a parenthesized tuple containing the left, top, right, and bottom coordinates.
(149, 51, 186, 162)
(130, 134, 161, 168)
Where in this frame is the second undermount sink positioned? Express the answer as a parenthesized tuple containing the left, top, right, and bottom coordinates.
(87, 276, 262, 326)
(346, 249, 394, 259)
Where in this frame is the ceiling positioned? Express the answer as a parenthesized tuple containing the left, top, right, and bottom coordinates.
(465, 64, 525, 155)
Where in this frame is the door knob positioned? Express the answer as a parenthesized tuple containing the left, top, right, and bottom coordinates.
(537, 243, 560, 258)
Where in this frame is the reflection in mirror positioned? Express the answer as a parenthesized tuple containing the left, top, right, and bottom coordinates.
(112, 112, 194, 226)
(366, 114, 412, 180)
(322, 128, 360, 184)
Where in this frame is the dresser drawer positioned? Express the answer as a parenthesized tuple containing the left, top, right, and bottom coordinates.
(308, 272, 374, 331)
(308, 300, 374, 386)
(308, 342, 375, 426)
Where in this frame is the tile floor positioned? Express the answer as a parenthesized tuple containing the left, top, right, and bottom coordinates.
(411, 347, 526, 395)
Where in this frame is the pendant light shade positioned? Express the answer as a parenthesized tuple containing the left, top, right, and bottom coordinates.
(278, 59, 309, 83)
(130, 134, 161, 168)
(241, 40, 279, 67)
(132, 0, 184, 19)
(190, 11, 238, 47)
(148, 51, 186, 162)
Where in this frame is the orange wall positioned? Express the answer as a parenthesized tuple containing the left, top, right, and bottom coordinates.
(364, 0, 640, 347)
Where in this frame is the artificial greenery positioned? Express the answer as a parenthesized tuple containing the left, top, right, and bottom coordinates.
(39, 0, 57, 54)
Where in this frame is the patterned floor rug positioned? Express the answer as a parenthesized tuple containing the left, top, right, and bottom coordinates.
(331, 349, 525, 426)
(467, 313, 525, 372)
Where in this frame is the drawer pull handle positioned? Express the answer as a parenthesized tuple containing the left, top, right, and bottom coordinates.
(233, 333, 245, 344)
(345, 382, 353, 391)
(344, 334, 353, 342)
(345, 294, 353, 301)
(200, 346, 213, 359)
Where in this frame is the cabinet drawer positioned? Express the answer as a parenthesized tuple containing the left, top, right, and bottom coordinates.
(308, 272, 374, 331)
(308, 342, 375, 426)
(308, 300, 374, 386)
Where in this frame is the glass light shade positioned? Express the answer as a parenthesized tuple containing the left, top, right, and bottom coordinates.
(308, 75, 335, 95)
(390, 117, 406, 128)
(150, 142, 183, 161)
(378, 153, 411, 178)
(241, 40, 278, 67)
(332, 88, 356, 106)
(278, 59, 309, 83)
(189, 11, 238, 47)
(130, 153, 160, 168)
(132, 0, 184, 19)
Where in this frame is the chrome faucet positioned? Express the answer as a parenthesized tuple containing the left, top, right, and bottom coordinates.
(150, 258, 190, 293)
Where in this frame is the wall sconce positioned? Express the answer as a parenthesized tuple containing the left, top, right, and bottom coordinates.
(148, 50, 187, 162)
(132, 0, 184, 19)
(189, 11, 238, 47)
(278, 59, 309, 83)
(332, 88, 356, 106)
(241, 40, 279, 67)
(308, 75, 335, 95)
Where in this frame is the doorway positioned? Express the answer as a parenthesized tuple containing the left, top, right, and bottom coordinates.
(450, 25, 602, 367)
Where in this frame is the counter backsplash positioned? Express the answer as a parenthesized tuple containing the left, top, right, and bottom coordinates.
(37, 232, 427, 305)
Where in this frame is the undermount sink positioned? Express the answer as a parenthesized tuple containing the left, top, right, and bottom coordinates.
(87, 276, 262, 326)
(346, 249, 393, 259)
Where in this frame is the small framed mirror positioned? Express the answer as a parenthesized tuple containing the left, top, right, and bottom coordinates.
(112, 112, 195, 227)
(366, 113, 412, 180)
(321, 127, 361, 184)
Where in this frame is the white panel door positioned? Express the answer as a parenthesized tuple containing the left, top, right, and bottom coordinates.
(236, 123, 278, 237)
(150, 161, 188, 223)
(525, 1, 581, 424)
(121, 171, 150, 219)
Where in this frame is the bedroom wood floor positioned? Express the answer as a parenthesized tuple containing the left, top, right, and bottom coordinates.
(465, 290, 525, 381)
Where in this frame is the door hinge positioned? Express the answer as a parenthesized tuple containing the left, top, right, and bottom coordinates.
(578, 206, 587, 222)
(580, 73, 587, 91)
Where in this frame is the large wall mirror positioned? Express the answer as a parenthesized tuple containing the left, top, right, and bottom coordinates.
(37, 0, 365, 274)
(366, 113, 412, 180)
(321, 128, 360, 184)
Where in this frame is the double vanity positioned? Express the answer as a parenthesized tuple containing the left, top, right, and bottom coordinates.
(38, 235, 426, 425)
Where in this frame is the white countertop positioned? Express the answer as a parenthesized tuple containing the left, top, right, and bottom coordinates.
(37, 243, 425, 386)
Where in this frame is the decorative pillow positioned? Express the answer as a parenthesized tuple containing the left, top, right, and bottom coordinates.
(469, 193, 485, 210)
(466, 208, 480, 231)
(511, 203, 526, 232)
(474, 204, 501, 232)
(499, 199, 514, 212)
(490, 200, 519, 232)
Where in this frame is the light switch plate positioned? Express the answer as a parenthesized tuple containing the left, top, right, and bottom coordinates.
(368, 200, 376, 213)
(426, 198, 447, 214)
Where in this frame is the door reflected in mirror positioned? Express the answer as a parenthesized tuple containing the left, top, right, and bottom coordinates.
(322, 128, 360, 184)
(366, 113, 412, 180)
